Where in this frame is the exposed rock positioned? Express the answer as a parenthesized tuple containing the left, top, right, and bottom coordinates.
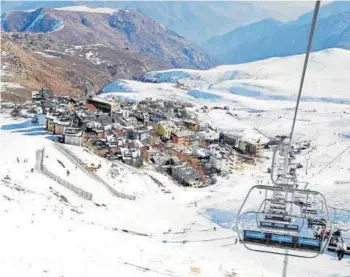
(1, 8, 214, 69)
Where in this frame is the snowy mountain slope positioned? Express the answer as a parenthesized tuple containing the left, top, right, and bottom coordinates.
(140, 48, 350, 102)
(0, 111, 348, 277)
(99, 79, 197, 104)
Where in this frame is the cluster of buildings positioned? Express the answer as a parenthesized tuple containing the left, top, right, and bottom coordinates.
(9, 89, 266, 187)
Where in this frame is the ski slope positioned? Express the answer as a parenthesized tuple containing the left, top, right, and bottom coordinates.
(1, 95, 350, 277)
(140, 48, 350, 102)
(63, 144, 156, 196)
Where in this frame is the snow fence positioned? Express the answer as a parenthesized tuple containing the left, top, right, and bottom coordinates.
(35, 148, 93, 200)
(53, 143, 136, 201)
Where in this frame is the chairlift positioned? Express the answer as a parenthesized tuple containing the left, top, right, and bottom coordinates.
(251, 198, 303, 233)
(302, 208, 318, 215)
(235, 0, 330, 263)
(269, 204, 287, 211)
(264, 214, 292, 222)
(234, 184, 332, 258)
(260, 221, 299, 232)
(308, 218, 327, 228)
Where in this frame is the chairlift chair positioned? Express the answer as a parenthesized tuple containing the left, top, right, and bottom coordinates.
(235, 0, 329, 262)
(234, 184, 332, 258)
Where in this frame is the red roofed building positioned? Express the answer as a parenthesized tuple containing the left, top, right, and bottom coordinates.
(86, 103, 96, 111)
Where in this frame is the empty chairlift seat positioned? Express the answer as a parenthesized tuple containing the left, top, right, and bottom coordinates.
(302, 209, 318, 215)
(243, 230, 322, 252)
(267, 209, 288, 215)
(270, 234, 294, 246)
(243, 230, 267, 243)
(260, 221, 299, 231)
(269, 199, 286, 205)
(309, 218, 326, 227)
(265, 214, 292, 222)
(270, 205, 286, 210)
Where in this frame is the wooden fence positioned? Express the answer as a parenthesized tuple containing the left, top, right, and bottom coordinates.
(54, 143, 136, 201)
(36, 148, 93, 200)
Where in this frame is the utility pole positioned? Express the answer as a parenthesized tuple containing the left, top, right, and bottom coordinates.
(306, 158, 309, 175)
(282, 250, 288, 277)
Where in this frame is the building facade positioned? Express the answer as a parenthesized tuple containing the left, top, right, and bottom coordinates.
(63, 127, 83, 146)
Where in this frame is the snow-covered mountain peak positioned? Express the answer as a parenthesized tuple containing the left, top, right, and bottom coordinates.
(54, 6, 118, 14)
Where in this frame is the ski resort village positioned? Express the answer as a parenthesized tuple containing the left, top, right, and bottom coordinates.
(1, 2, 350, 277)
(6, 90, 273, 187)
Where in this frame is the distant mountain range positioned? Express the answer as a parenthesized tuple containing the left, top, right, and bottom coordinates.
(1, 7, 214, 70)
(204, 1, 350, 64)
(87, 1, 269, 44)
(1, 1, 320, 44)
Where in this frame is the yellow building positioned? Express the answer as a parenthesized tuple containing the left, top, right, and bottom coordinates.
(156, 121, 177, 138)
(184, 120, 200, 131)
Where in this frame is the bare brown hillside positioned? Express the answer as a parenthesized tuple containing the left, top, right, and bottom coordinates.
(1, 7, 214, 69)
(0, 33, 171, 101)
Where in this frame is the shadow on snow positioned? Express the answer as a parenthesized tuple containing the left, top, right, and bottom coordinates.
(1, 120, 54, 140)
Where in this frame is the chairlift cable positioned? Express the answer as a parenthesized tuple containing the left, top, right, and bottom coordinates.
(306, 144, 350, 182)
(289, 0, 321, 146)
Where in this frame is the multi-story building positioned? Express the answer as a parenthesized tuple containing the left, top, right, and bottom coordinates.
(63, 127, 84, 146)
(171, 130, 193, 147)
(209, 149, 236, 173)
(172, 164, 201, 186)
(155, 121, 177, 138)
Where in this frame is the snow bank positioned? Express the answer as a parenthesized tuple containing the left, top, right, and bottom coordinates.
(102, 80, 132, 93)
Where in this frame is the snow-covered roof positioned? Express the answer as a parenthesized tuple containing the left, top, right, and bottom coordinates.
(159, 120, 177, 131)
(197, 130, 220, 140)
(63, 127, 83, 137)
(53, 119, 70, 125)
(134, 140, 144, 148)
(173, 130, 193, 138)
